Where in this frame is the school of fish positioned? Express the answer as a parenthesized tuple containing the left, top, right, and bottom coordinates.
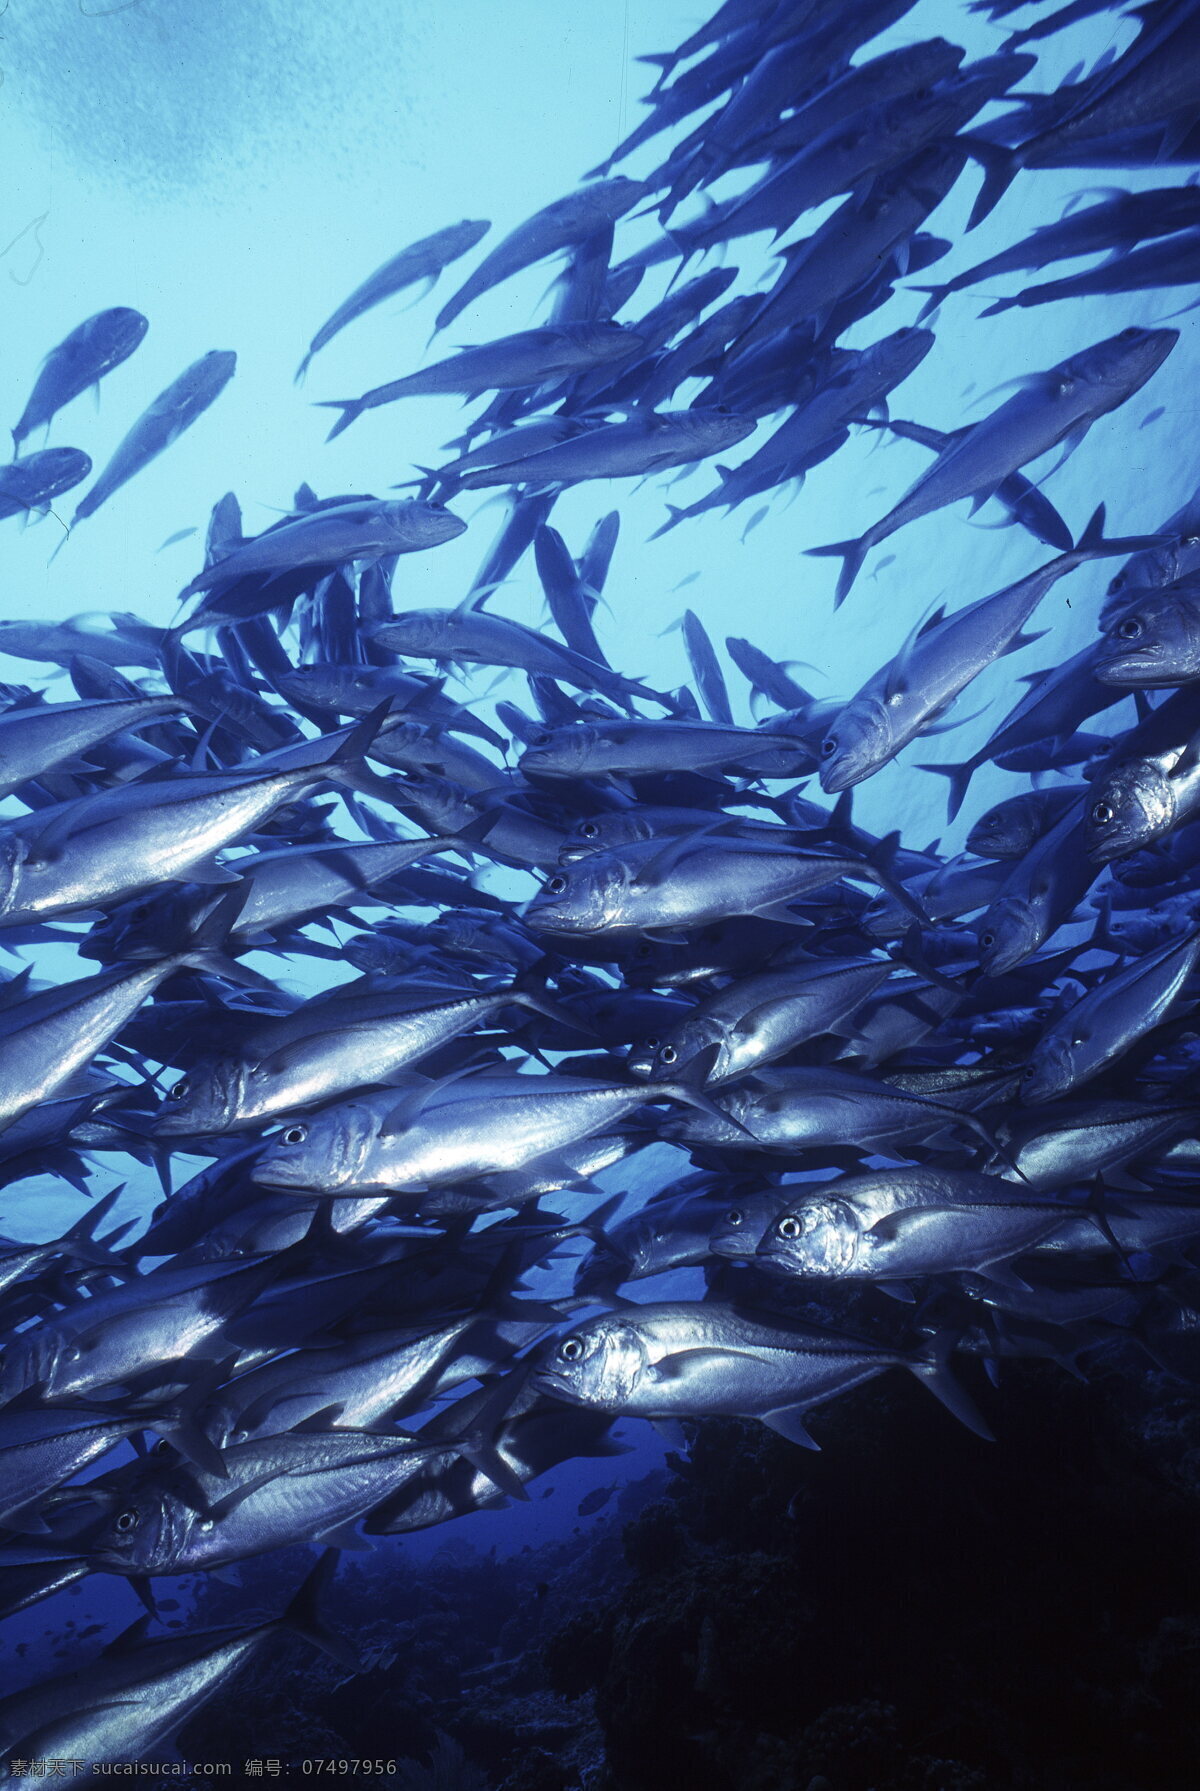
(2, 0, 1200, 1767)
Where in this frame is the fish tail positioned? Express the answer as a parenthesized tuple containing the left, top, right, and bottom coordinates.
(510, 975, 596, 1038)
(910, 1332, 994, 1441)
(963, 138, 1022, 232)
(452, 1372, 531, 1502)
(978, 295, 1021, 318)
(62, 1185, 133, 1265)
(915, 758, 976, 825)
(316, 397, 365, 441)
(169, 885, 263, 990)
(867, 832, 928, 926)
(648, 503, 688, 541)
(805, 537, 868, 608)
(280, 1550, 358, 1668)
(661, 1065, 754, 1132)
(153, 1408, 229, 1480)
(910, 283, 953, 323)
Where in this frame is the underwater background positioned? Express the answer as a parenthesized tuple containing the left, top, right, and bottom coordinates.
(0, 0, 1199, 1786)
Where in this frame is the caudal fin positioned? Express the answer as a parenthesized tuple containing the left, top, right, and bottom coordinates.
(963, 139, 1022, 232)
(805, 537, 869, 608)
(910, 1333, 994, 1441)
(909, 283, 953, 323)
(915, 758, 977, 825)
(316, 398, 366, 442)
(978, 294, 1022, 318)
(280, 1550, 358, 1668)
(648, 504, 689, 541)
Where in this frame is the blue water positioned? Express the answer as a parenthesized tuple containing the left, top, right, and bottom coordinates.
(0, 0, 1194, 1757)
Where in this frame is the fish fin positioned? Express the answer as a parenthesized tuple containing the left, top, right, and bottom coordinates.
(200, 1469, 283, 1524)
(962, 138, 1021, 231)
(317, 398, 366, 441)
(978, 295, 1020, 319)
(102, 1615, 154, 1655)
(450, 1371, 530, 1502)
(909, 283, 953, 323)
(761, 1405, 821, 1449)
(650, 1347, 732, 1385)
(914, 758, 977, 824)
(910, 1334, 994, 1441)
(280, 1549, 358, 1669)
(156, 1413, 229, 1480)
(313, 1518, 373, 1552)
(183, 855, 243, 886)
(289, 1404, 349, 1433)
(805, 537, 868, 608)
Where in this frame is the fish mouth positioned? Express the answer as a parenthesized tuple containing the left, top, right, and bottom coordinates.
(527, 1365, 586, 1403)
(818, 758, 859, 795)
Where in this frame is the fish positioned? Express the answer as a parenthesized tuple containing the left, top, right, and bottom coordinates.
(319, 322, 643, 439)
(455, 409, 757, 489)
(808, 328, 1178, 603)
(1023, 929, 1200, 1102)
(0, 448, 93, 521)
(656, 1063, 999, 1159)
(432, 179, 645, 334)
(818, 509, 1155, 792)
(758, 1166, 1079, 1283)
(0, 692, 196, 800)
(532, 1302, 988, 1447)
(175, 498, 467, 604)
(980, 224, 1200, 312)
(911, 185, 1200, 317)
(525, 830, 921, 938)
(1095, 580, 1200, 688)
(296, 219, 490, 379)
(12, 308, 149, 450)
(371, 601, 673, 711)
(639, 957, 896, 1086)
(152, 977, 581, 1135)
(70, 350, 237, 526)
(968, 5, 1200, 226)
(250, 1071, 723, 1197)
(0, 1553, 351, 1766)
(0, 711, 390, 927)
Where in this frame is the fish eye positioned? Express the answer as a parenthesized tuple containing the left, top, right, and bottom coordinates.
(820, 737, 837, 757)
(532, 732, 552, 749)
(115, 1508, 139, 1534)
(644, 1037, 659, 1050)
(777, 1215, 801, 1240)
(559, 1335, 586, 1361)
(659, 1044, 677, 1064)
(980, 931, 995, 950)
(1119, 327, 1141, 340)
(167, 1079, 188, 1101)
(1091, 802, 1114, 827)
(282, 1124, 308, 1146)
(129, 904, 150, 922)
(1116, 617, 1143, 640)
(726, 1209, 743, 1226)
(545, 875, 568, 896)
(1022, 1064, 1037, 1079)
(580, 822, 599, 839)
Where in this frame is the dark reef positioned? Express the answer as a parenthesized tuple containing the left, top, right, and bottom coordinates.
(176, 1352, 1200, 1790)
